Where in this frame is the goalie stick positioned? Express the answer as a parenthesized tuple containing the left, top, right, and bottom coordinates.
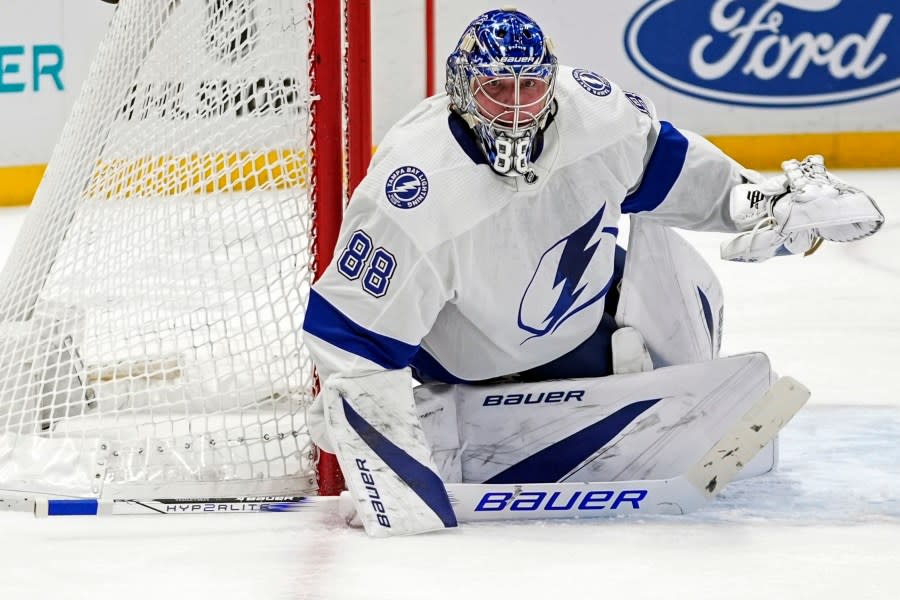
(4, 377, 808, 521)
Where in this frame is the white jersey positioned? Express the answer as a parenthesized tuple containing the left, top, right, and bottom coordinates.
(303, 66, 744, 383)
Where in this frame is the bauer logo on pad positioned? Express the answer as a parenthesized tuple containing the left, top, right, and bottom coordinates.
(385, 166, 429, 209)
(624, 0, 899, 107)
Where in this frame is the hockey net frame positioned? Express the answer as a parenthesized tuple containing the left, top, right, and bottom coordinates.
(0, 0, 370, 501)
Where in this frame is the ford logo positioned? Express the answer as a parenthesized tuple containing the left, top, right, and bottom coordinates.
(624, 0, 900, 107)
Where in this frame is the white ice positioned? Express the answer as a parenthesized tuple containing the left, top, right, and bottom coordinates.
(0, 170, 898, 600)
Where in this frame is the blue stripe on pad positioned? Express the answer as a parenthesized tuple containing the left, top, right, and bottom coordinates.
(342, 396, 457, 528)
(485, 398, 661, 484)
(698, 286, 714, 354)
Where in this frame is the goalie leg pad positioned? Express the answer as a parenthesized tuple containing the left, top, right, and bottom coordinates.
(323, 370, 457, 537)
(616, 217, 724, 367)
(415, 389, 463, 483)
(415, 353, 777, 484)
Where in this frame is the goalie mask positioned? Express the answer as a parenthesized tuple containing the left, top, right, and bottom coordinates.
(446, 8, 558, 180)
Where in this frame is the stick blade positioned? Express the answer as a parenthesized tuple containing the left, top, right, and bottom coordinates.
(687, 376, 810, 498)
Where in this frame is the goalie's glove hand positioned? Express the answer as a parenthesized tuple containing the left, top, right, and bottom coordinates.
(721, 155, 884, 263)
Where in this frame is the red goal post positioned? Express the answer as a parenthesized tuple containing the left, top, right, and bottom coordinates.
(312, 0, 373, 496)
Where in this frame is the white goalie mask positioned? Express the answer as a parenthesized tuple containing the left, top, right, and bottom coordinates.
(446, 8, 558, 180)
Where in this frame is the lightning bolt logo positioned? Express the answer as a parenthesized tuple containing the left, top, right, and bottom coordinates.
(392, 179, 420, 194)
(518, 203, 618, 340)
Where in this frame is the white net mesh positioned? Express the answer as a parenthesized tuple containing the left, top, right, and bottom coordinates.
(0, 0, 327, 499)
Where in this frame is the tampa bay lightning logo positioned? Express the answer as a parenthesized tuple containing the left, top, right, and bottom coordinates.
(518, 204, 619, 340)
(625, 91, 651, 115)
(572, 69, 612, 97)
(385, 166, 429, 209)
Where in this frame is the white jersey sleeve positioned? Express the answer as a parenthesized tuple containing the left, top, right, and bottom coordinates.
(302, 201, 448, 381)
(615, 96, 744, 232)
(302, 96, 465, 382)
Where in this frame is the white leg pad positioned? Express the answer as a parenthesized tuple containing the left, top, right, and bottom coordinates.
(415, 353, 779, 484)
(617, 217, 724, 367)
(322, 370, 457, 537)
(416, 388, 463, 484)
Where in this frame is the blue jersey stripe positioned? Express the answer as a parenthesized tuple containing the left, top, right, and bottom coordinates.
(342, 396, 458, 528)
(485, 398, 661, 484)
(410, 348, 471, 384)
(303, 290, 419, 370)
(621, 121, 689, 214)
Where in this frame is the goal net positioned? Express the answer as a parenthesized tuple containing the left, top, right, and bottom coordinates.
(0, 0, 357, 500)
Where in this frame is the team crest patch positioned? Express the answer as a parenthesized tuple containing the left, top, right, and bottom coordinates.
(385, 166, 429, 209)
(625, 91, 650, 115)
(572, 69, 612, 97)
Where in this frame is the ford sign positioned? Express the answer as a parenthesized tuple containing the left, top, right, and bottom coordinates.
(624, 0, 900, 107)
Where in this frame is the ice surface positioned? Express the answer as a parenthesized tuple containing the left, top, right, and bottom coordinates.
(0, 170, 898, 600)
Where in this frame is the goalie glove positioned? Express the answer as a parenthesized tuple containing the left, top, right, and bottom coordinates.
(721, 155, 884, 262)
